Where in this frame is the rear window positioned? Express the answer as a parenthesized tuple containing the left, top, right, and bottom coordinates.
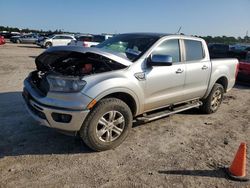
(184, 40, 204, 61)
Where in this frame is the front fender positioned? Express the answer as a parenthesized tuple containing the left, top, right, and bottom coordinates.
(82, 75, 145, 115)
(95, 87, 141, 115)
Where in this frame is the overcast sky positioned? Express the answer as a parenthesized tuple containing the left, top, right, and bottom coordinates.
(0, 0, 249, 37)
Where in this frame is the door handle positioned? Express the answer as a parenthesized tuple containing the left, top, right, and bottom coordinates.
(202, 65, 208, 70)
(176, 68, 184, 74)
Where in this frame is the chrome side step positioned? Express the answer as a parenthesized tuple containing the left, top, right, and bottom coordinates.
(136, 101, 202, 123)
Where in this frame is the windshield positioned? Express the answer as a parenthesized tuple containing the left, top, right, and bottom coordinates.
(96, 34, 160, 62)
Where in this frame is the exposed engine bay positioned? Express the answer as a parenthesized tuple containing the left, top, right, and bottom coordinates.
(30, 50, 127, 95)
(35, 51, 127, 76)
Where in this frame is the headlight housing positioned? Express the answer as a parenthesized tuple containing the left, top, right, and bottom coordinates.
(46, 75, 86, 92)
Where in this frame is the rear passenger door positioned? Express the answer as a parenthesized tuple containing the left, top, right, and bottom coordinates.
(182, 39, 211, 100)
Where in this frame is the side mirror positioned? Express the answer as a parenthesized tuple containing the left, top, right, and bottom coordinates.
(148, 54, 173, 66)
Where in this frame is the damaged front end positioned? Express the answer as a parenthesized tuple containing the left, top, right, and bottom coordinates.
(23, 46, 131, 131)
(30, 47, 129, 95)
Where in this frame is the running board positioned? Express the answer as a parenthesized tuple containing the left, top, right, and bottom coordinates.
(136, 101, 202, 123)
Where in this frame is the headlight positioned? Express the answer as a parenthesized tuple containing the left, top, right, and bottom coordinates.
(46, 75, 86, 92)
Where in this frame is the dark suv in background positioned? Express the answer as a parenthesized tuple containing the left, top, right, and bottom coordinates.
(208, 43, 230, 58)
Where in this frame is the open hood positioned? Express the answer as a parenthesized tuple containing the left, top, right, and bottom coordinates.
(35, 46, 132, 76)
(35, 46, 132, 72)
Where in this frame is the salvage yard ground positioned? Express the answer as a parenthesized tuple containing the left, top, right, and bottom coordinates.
(0, 43, 249, 187)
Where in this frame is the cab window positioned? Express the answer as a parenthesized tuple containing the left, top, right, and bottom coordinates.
(152, 39, 180, 62)
(184, 40, 204, 61)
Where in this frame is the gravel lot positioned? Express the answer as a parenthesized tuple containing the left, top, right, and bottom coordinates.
(0, 43, 249, 188)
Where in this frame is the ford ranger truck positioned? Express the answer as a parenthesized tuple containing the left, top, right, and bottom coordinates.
(23, 33, 239, 151)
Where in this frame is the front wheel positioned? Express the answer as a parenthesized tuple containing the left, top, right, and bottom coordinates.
(79, 98, 133, 151)
(200, 83, 224, 114)
(45, 42, 52, 48)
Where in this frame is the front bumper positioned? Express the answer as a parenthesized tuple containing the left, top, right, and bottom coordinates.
(22, 76, 93, 131)
(23, 90, 90, 131)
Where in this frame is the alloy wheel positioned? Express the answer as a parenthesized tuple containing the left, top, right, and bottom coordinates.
(96, 111, 125, 142)
(211, 88, 222, 111)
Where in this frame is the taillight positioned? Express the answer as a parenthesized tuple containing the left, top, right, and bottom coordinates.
(235, 62, 239, 78)
(83, 42, 88, 47)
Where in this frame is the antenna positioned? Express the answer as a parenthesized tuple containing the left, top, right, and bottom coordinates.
(176, 26, 182, 34)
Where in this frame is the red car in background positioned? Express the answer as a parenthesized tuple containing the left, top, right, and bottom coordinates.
(0, 35, 6, 45)
(237, 52, 250, 83)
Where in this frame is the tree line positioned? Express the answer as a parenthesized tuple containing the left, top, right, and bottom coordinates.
(200, 35, 249, 44)
(0, 25, 66, 35)
(0, 25, 249, 44)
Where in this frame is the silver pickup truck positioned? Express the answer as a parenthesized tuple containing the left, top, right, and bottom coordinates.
(23, 33, 238, 151)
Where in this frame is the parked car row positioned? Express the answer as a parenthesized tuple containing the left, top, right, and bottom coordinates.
(68, 34, 113, 47)
(10, 34, 39, 44)
(0, 31, 20, 39)
(36, 34, 76, 48)
(7, 32, 113, 48)
(37, 34, 113, 48)
(208, 43, 250, 83)
(208, 43, 250, 60)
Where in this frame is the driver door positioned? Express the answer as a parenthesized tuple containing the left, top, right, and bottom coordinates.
(144, 39, 186, 111)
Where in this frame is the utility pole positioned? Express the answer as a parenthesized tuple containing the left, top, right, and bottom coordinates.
(246, 30, 248, 43)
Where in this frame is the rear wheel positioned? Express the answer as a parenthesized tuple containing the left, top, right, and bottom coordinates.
(79, 98, 133, 151)
(201, 83, 224, 114)
(16, 39, 21, 44)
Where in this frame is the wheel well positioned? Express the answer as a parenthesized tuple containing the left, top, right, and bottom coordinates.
(215, 77, 228, 92)
(102, 92, 137, 116)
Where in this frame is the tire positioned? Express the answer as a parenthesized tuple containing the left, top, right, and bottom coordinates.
(16, 39, 20, 44)
(201, 83, 224, 114)
(79, 98, 133, 151)
(45, 42, 52, 48)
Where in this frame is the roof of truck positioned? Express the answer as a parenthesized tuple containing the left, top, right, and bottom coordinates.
(120, 32, 201, 39)
(121, 32, 171, 37)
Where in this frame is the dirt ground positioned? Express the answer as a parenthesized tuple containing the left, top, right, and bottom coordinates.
(0, 42, 249, 188)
